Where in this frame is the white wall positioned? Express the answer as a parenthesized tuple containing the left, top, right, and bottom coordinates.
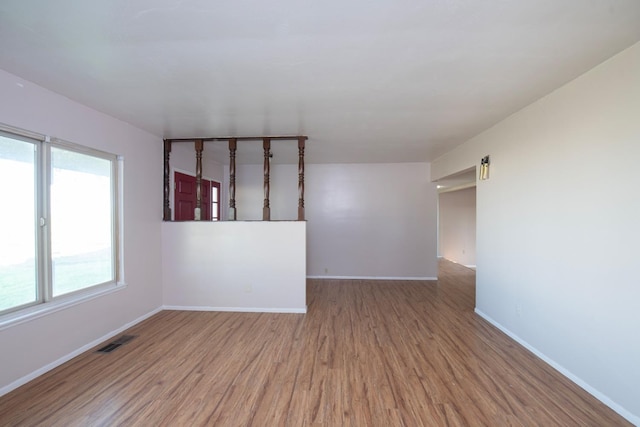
(439, 187, 476, 267)
(170, 142, 225, 181)
(0, 69, 164, 393)
(162, 222, 306, 312)
(223, 162, 439, 279)
(306, 163, 438, 278)
(224, 163, 298, 221)
(431, 42, 640, 424)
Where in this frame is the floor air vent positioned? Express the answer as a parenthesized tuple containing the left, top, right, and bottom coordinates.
(96, 335, 137, 353)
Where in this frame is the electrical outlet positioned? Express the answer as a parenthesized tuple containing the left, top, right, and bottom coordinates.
(244, 283, 252, 293)
(516, 304, 522, 317)
(324, 268, 328, 274)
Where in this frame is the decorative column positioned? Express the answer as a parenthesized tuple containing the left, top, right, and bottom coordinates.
(297, 137, 305, 221)
(228, 138, 237, 220)
(263, 138, 271, 221)
(194, 139, 203, 220)
(163, 139, 172, 221)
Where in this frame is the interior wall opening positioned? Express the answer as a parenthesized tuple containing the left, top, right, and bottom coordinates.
(435, 166, 477, 302)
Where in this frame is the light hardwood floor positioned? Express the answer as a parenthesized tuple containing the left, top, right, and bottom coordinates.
(0, 260, 629, 426)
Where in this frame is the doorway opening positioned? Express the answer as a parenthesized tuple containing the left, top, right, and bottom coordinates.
(436, 167, 477, 265)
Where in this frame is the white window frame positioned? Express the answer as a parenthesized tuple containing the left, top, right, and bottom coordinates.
(0, 124, 125, 330)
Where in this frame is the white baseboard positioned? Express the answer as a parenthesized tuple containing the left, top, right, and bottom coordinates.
(163, 305, 307, 314)
(475, 309, 639, 426)
(0, 306, 163, 398)
(307, 275, 438, 281)
(464, 264, 477, 269)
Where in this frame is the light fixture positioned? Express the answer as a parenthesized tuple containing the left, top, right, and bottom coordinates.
(479, 155, 490, 180)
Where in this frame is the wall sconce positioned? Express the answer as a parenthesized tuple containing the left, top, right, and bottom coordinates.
(479, 155, 490, 180)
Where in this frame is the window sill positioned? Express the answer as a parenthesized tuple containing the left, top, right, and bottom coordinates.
(0, 282, 127, 331)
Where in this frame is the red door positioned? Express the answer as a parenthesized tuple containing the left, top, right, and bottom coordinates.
(175, 172, 195, 221)
(174, 172, 213, 221)
(201, 179, 211, 221)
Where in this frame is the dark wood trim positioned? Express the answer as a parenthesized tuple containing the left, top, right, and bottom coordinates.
(166, 135, 308, 221)
(263, 138, 271, 221)
(297, 137, 305, 221)
(163, 139, 172, 221)
(228, 138, 237, 221)
(166, 135, 307, 143)
(194, 139, 204, 220)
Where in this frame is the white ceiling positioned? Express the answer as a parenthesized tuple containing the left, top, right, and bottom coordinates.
(1, 1, 639, 164)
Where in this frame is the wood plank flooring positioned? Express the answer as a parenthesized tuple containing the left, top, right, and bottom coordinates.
(0, 260, 630, 426)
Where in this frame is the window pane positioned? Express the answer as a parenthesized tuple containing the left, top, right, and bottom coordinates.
(51, 147, 113, 296)
(212, 202, 219, 221)
(0, 135, 37, 312)
(211, 185, 219, 221)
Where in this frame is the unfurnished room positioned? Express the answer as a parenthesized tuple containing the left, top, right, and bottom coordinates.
(1, 1, 639, 425)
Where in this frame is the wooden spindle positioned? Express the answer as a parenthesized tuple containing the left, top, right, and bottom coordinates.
(163, 139, 172, 221)
(228, 138, 237, 220)
(297, 137, 305, 221)
(194, 139, 203, 220)
(263, 138, 271, 221)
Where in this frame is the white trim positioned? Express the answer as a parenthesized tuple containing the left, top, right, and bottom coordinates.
(50, 136, 117, 160)
(0, 122, 46, 141)
(438, 182, 476, 194)
(306, 275, 438, 281)
(0, 129, 124, 323)
(0, 306, 163, 398)
(442, 258, 476, 270)
(0, 284, 127, 331)
(475, 309, 639, 426)
(163, 305, 307, 314)
(116, 155, 125, 285)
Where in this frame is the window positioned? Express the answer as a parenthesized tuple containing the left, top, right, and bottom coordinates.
(211, 181, 220, 221)
(0, 127, 121, 318)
